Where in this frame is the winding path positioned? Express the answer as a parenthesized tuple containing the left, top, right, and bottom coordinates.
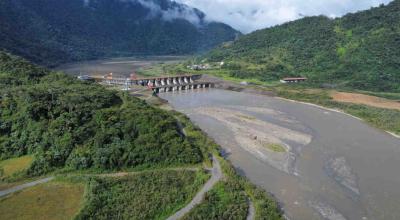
(166, 155, 223, 220)
(247, 199, 255, 220)
(0, 177, 54, 197)
(0, 167, 200, 198)
(98, 167, 200, 178)
(0, 158, 255, 220)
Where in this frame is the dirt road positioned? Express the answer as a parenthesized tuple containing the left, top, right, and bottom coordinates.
(0, 177, 54, 197)
(166, 155, 223, 220)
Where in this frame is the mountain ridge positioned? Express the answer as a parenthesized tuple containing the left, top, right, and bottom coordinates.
(205, 0, 400, 92)
(0, 0, 239, 66)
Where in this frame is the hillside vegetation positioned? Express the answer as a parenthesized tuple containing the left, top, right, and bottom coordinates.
(205, 0, 400, 92)
(0, 0, 239, 66)
(0, 52, 283, 219)
(0, 51, 203, 176)
(76, 170, 209, 220)
(182, 182, 248, 220)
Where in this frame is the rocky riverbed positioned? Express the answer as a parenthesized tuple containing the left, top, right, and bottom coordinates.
(161, 89, 400, 220)
(194, 107, 311, 175)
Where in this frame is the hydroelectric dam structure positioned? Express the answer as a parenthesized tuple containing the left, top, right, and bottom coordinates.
(100, 74, 215, 93)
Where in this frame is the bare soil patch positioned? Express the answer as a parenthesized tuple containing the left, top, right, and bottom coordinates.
(331, 92, 400, 111)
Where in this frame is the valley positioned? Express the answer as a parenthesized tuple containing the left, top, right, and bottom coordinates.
(2, 53, 400, 219)
(52, 57, 400, 219)
(0, 53, 281, 220)
(1, 0, 400, 219)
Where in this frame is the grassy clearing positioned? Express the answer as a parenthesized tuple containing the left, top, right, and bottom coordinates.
(0, 155, 33, 178)
(0, 180, 84, 220)
(265, 143, 287, 153)
(182, 182, 248, 220)
(208, 70, 281, 87)
(76, 170, 209, 220)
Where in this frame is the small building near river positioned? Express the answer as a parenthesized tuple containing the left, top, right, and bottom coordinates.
(280, 77, 308, 83)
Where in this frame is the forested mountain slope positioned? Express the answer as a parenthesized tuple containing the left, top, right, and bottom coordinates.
(0, 51, 203, 175)
(206, 0, 400, 92)
(0, 0, 239, 66)
(0, 51, 283, 220)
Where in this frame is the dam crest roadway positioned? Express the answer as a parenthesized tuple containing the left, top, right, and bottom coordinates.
(98, 74, 215, 93)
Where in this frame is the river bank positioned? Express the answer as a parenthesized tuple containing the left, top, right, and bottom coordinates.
(197, 74, 400, 138)
(55, 57, 400, 219)
(159, 88, 400, 220)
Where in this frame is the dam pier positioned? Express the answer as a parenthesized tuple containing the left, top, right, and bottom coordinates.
(98, 74, 215, 93)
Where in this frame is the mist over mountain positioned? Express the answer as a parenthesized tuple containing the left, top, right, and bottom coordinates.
(176, 0, 393, 33)
(0, 0, 239, 66)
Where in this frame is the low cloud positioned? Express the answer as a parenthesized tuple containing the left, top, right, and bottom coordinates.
(175, 0, 393, 33)
(137, 0, 202, 24)
(84, 0, 202, 25)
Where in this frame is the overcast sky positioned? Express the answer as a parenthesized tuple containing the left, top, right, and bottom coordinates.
(175, 0, 393, 33)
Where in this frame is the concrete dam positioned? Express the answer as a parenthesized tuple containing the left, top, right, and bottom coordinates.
(101, 74, 215, 93)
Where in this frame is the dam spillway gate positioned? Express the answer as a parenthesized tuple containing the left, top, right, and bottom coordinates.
(101, 74, 215, 93)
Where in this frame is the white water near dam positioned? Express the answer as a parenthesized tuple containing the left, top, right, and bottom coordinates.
(160, 89, 400, 220)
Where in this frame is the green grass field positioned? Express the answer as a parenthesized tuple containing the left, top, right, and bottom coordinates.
(0, 155, 33, 178)
(0, 181, 84, 220)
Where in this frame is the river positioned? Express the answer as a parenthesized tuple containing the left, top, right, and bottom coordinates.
(160, 89, 400, 220)
(54, 56, 185, 77)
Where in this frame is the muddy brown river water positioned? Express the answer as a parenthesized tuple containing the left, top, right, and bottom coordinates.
(160, 89, 400, 220)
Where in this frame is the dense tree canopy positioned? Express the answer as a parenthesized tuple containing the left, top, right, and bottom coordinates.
(205, 0, 400, 92)
(0, 52, 203, 175)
